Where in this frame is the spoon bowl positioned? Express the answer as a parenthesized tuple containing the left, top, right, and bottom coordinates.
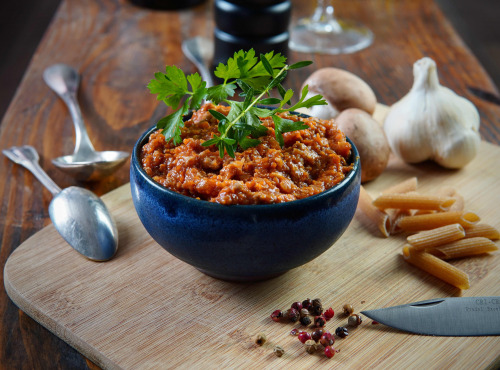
(3, 145, 118, 261)
(43, 63, 129, 181)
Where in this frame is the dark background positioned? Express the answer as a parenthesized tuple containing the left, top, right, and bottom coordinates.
(0, 0, 499, 120)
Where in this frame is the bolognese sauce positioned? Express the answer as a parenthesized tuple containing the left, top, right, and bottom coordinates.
(141, 103, 353, 205)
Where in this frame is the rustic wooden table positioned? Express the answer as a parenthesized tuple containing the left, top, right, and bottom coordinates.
(0, 0, 499, 368)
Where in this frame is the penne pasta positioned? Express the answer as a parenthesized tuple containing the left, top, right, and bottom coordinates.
(397, 211, 480, 232)
(429, 237, 499, 260)
(435, 187, 464, 212)
(373, 193, 455, 211)
(407, 223, 465, 250)
(464, 223, 500, 240)
(389, 208, 412, 235)
(382, 177, 418, 194)
(402, 245, 470, 290)
(358, 186, 390, 237)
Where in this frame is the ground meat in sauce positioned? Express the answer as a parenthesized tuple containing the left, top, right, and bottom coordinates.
(141, 103, 353, 205)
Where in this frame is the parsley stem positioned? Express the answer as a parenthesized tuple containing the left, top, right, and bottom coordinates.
(219, 65, 289, 140)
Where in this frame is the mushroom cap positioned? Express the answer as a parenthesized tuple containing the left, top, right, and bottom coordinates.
(336, 108, 390, 183)
(302, 68, 377, 115)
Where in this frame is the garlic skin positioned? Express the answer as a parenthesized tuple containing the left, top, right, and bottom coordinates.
(384, 57, 480, 168)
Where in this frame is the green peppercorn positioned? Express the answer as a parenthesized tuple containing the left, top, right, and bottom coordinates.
(255, 333, 267, 346)
(299, 308, 310, 318)
(342, 304, 354, 316)
(274, 345, 285, 357)
(348, 313, 363, 327)
(305, 339, 317, 354)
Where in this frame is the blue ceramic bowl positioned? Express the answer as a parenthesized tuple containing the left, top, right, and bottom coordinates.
(130, 120, 361, 282)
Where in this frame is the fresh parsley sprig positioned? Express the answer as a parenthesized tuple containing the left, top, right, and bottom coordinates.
(148, 49, 327, 157)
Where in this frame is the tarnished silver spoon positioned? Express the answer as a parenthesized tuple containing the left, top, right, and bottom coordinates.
(43, 64, 129, 181)
(3, 145, 118, 261)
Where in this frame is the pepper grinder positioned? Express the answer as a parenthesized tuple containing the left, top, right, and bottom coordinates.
(213, 0, 291, 68)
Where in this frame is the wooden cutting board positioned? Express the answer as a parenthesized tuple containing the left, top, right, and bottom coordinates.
(4, 135, 500, 368)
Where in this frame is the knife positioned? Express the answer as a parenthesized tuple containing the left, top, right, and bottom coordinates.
(361, 297, 500, 336)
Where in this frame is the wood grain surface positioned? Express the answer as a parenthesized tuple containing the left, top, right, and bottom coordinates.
(4, 139, 500, 369)
(1, 0, 499, 368)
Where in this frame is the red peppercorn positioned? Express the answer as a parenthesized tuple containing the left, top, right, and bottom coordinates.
(290, 328, 299, 336)
(311, 329, 323, 342)
(323, 307, 334, 320)
(287, 308, 300, 323)
(314, 316, 326, 328)
(291, 301, 303, 311)
(319, 332, 334, 347)
(324, 345, 335, 358)
(298, 331, 312, 344)
(271, 309, 282, 322)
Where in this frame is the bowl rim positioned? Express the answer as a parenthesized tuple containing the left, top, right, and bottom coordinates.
(132, 112, 360, 210)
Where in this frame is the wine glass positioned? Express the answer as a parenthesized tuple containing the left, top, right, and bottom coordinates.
(289, 0, 373, 54)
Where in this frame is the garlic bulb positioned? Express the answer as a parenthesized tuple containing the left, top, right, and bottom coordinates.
(384, 57, 480, 168)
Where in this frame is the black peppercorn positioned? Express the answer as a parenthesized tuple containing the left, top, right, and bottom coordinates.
(335, 326, 349, 338)
(300, 316, 312, 326)
(314, 316, 326, 328)
(310, 305, 323, 316)
(302, 298, 313, 309)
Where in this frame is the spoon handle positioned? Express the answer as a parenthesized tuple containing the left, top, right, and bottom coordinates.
(43, 64, 96, 160)
(182, 37, 214, 88)
(2, 146, 62, 196)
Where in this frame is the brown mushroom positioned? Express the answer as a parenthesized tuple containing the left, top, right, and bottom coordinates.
(302, 68, 377, 118)
(335, 108, 390, 183)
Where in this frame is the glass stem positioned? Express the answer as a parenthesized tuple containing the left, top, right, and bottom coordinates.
(312, 0, 335, 23)
(310, 0, 341, 33)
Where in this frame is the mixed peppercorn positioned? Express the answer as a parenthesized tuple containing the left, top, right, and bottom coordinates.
(259, 298, 365, 359)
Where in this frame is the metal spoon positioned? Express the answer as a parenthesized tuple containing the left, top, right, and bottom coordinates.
(43, 64, 129, 181)
(3, 145, 118, 261)
(182, 37, 214, 88)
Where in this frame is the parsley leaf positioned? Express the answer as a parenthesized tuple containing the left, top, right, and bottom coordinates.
(148, 49, 326, 158)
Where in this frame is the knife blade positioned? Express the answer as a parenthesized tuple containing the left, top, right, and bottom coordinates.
(361, 297, 500, 336)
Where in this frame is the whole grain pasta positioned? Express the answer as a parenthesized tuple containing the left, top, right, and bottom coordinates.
(397, 211, 480, 232)
(357, 186, 390, 237)
(429, 237, 499, 260)
(373, 193, 455, 211)
(402, 245, 470, 290)
(407, 223, 465, 250)
(464, 223, 500, 240)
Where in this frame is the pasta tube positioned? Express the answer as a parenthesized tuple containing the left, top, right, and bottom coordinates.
(397, 211, 480, 232)
(429, 237, 499, 260)
(373, 193, 455, 211)
(402, 245, 470, 290)
(407, 223, 465, 250)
